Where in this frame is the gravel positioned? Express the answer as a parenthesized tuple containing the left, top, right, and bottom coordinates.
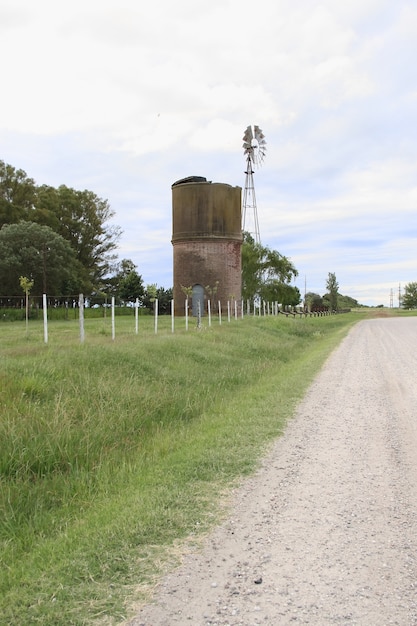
(126, 317, 417, 626)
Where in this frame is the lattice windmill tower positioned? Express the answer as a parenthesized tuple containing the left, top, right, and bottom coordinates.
(242, 125, 266, 244)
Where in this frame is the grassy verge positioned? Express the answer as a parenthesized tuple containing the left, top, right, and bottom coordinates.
(1, 312, 368, 624)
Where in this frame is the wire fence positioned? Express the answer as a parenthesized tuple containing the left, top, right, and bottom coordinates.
(1, 293, 342, 346)
(0, 294, 134, 321)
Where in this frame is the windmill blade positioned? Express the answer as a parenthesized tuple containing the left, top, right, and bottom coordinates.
(254, 125, 267, 164)
(243, 125, 253, 144)
(242, 125, 253, 156)
(254, 125, 266, 146)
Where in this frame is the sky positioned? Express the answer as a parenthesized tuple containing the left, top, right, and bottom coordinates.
(1, 0, 416, 306)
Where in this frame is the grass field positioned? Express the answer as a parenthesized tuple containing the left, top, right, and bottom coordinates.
(0, 310, 379, 624)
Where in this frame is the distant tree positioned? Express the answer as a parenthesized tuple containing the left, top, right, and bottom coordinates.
(402, 282, 417, 309)
(154, 287, 173, 314)
(281, 284, 302, 308)
(97, 259, 139, 301)
(326, 272, 339, 311)
(142, 285, 172, 314)
(0, 160, 36, 227)
(305, 292, 323, 311)
(143, 284, 158, 312)
(261, 280, 301, 307)
(118, 259, 137, 276)
(0, 222, 83, 296)
(322, 292, 359, 310)
(119, 270, 145, 303)
(241, 232, 298, 301)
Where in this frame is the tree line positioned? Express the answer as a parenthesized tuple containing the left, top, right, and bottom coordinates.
(0, 159, 303, 308)
(0, 159, 121, 296)
(3, 158, 365, 312)
(0, 160, 174, 310)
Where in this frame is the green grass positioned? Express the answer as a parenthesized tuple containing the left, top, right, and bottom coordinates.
(0, 311, 369, 624)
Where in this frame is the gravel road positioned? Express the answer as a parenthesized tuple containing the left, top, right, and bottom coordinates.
(127, 317, 417, 626)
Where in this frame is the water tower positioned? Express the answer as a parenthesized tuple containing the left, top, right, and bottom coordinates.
(172, 176, 242, 316)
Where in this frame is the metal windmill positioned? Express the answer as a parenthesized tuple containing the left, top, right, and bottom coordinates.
(242, 125, 266, 244)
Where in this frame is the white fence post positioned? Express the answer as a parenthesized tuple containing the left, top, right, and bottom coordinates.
(111, 296, 115, 340)
(79, 293, 85, 344)
(154, 298, 158, 334)
(171, 299, 174, 333)
(208, 299, 212, 327)
(43, 294, 48, 344)
(185, 298, 189, 331)
(218, 300, 222, 325)
(135, 298, 139, 334)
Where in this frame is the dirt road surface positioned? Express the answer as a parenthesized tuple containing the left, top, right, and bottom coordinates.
(127, 317, 417, 626)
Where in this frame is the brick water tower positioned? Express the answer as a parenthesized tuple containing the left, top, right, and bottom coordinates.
(172, 176, 242, 316)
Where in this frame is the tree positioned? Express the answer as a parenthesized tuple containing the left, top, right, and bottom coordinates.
(0, 222, 84, 296)
(102, 259, 144, 302)
(141, 285, 172, 314)
(326, 272, 339, 311)
(241, 234, 264, 301)
(31, 185, 61, 231)
(33, 185, 121, 290)
(241, 232, 298, 302)
(0, 160, 36, 227)
(119, 270, 145, 303)
(279, 284, 302, 308)
(402, 282, 417, 309)
(144, 284, 158, 311)
(19, 276, 34, 335)
(305, 292, 323, 311)
(154, 287, 173, 314)
(118, 258, 137, 276)
(0, 160, 122, 292)
(323, 291, 360, 310)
